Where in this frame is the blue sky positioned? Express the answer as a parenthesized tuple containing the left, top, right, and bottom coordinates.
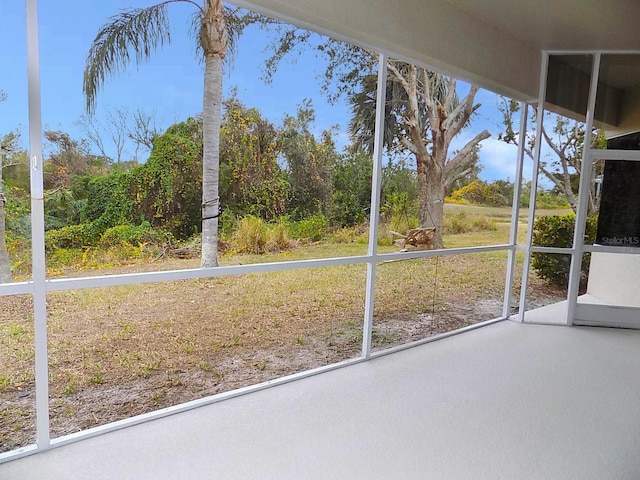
(0, 0, 522, 182)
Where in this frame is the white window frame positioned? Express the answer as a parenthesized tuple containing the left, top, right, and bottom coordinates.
(0, 2, 527, 463)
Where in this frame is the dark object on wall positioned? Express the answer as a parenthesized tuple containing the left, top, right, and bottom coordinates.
(607, 131, 640, 151)
(596, 159, 640, 247)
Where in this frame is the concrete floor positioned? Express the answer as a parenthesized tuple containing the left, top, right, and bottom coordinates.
(2, 320, 640, 479)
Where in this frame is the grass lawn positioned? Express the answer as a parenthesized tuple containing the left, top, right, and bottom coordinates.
(0, 206, 567, 452)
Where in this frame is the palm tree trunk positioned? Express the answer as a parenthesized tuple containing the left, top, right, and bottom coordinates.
(201, 52, 222, 268)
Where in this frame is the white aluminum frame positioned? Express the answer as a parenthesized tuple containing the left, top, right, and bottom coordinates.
(517, 53, 549, 322)
(518, 50, 597, 324)
(573, 149, 640, 327)
(362, 53, 388, 359)
(519, 50, 640, 327)
(502, 103, 528, 320)
(565, 53, 601, 325)
(1, 1, 531, 464)
(26, 0, 50, 451)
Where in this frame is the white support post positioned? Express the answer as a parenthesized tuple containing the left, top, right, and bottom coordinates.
(26, 0, 50, 450)
(566, 53, 601, 325)
(503, 102, 528, 320)
(362, 53, 387, 359)
(518, 53, 549, 322)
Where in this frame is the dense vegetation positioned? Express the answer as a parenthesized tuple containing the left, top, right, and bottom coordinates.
(1, 93, 573, 278)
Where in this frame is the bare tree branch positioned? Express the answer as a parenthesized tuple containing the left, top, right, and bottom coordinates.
(443, 85, 480, 143)
(444, 129, 490, 186)
(127, 107, 161, 152)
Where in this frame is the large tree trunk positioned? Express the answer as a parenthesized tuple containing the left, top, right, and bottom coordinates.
(417, 153, 445, 249)
(201, 53, 222, 268)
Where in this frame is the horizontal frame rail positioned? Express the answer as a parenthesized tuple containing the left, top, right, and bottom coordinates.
(38, 244, 515, 292)
(529, 246, 574, 254)
(587, 149, 640, 161)
(0, 281, 33, 297)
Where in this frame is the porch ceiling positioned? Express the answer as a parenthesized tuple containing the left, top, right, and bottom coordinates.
(241, 0, 640, 102)
(445, 0, 640, 53)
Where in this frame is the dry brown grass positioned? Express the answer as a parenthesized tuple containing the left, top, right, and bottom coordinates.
(0, 240, 564, 453)
(45, 265, 367, 390)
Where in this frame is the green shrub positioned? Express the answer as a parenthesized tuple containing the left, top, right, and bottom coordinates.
(532, 213, 598, 287)
(535, 191, 570, 209)
(285, 212, 329, 242)
(47, 248, 84, 269)
(45, 223, 100, 252)
(82, 245, 155, 268)
(444, 212, 469, 234)
(329, 191, 368, 227)
(388, 213, 419, 236)
(102, 244, 156, 262)
(5, 187, 31, 238)
(218, 208, 236, 241)
(7, 236, 31, 279)
(381, 192, 418, 234)
(471, 214, 497, 231)
(376, 224, 395, 247)
(100, 222, 164, 248)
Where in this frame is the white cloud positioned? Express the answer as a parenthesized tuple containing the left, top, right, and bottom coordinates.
(478, 137, 520, 181)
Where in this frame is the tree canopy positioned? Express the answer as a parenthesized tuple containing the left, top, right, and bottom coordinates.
(265, 32, 490, 248)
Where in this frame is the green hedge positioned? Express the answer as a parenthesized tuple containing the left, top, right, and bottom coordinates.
(100, 222, 165, 248)
(285, 212, 329, 242)
(44, 223, 100, 252)
(532, 213, 598, 287)
(45, 221, 167, 252)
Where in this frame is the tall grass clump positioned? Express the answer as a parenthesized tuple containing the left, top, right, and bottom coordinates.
(327, 224, 369, 244)
(443, 211, 496, 234)
(232, 216, 293, 254)
(268, 221, 291, 251)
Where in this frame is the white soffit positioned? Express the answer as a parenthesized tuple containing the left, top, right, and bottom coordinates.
(445, 0, 640, 52)
(240, 0, 640, 101)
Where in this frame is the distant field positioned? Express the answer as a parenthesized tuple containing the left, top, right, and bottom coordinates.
(444, 202, 572, 220)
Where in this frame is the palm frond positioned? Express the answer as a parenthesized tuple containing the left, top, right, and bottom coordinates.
(348, 73, 402, 155)
(222, 7, 253, 65)
(83, 5, 171, 114)
(189, 11, 204, 63)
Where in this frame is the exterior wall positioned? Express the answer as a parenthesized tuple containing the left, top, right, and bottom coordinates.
(614, 84, 640, 137)
(236, 0, 540, 101)
(587, 252, 640, 307)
